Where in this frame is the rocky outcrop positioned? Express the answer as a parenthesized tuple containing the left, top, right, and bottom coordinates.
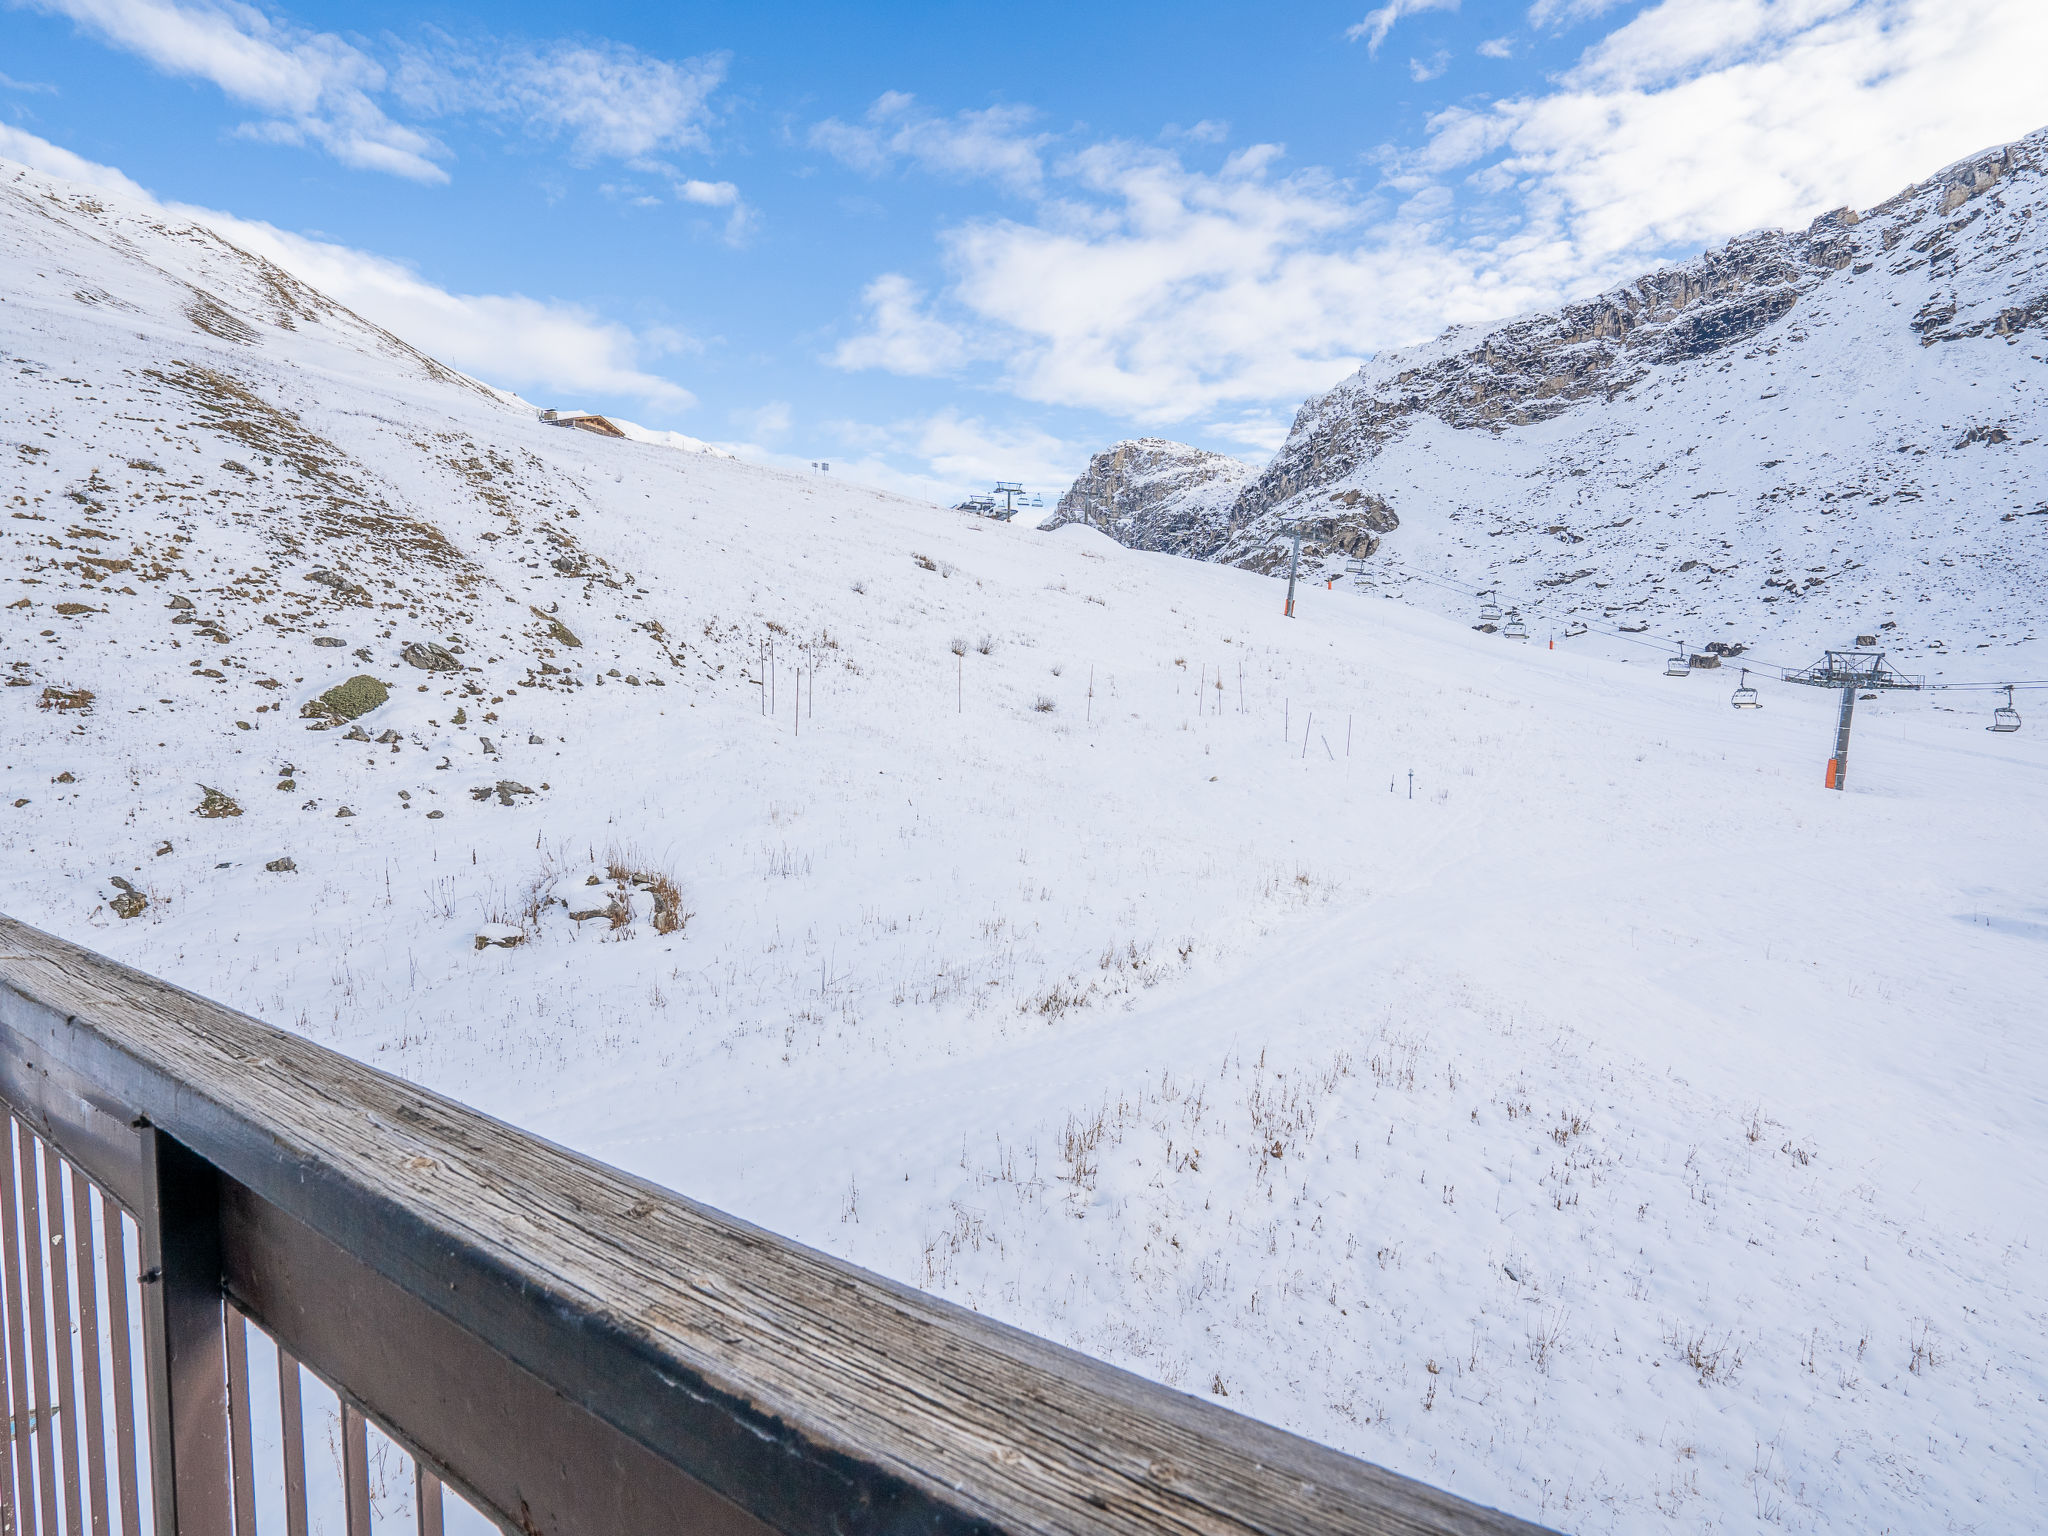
(1045, 438, 1253, 557)
(1228, 132, 2045, 548)
(1057, 128, 2048, 619)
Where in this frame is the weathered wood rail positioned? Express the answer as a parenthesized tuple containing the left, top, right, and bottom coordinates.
(0, 914, 1553, 1536)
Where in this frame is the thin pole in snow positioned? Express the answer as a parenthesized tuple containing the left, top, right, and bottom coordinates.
(1346, 715, 1352, 756)
(1301, 713, 1312, 760)
(1408, 770, 1414, 800)
(1087, 666, 1094, 723)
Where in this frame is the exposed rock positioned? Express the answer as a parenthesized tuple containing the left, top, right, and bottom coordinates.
(53, 603, 98, 616)
(530, 606, 581, 648)
(37, 686, 94, 714)
(474, 923, 524, 951)
(312, 636, 346, 647)
(108, 877, 147, 919)
(301, 674, 389, 724)
(167, 594, 194, 610)
(265, 857, 296, 872)
(304, 566, 369, 602)
(402, 640, 461, 671)
(193, 785, 242, 818)
(1046, 438, 1255, 557)
(425, 809, 445, 819)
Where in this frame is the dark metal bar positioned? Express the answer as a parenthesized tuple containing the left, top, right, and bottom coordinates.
(275, 1347, 306, 1536)
(64, 1175, 106, 1536)
(414, 1467, 443, 1536)
(19, 1137, 58, 1536)
(1, 1122, 39, 1536)
(223, 1313, 253, 1536)
(340, 1404, 369, 1536)
(223, 1182, 771, 1536)
(94, 1208, 136, 1536)
(1831, 683, 1856, 790)
(0, 1039, 147, 1221)
(40, 1154, 82, 1536)
(134, 1131, 231, 1536)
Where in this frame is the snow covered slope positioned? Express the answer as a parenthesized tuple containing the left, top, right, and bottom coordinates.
(4, 156, 2046, 1535)
(1068, 130, 2048, 666)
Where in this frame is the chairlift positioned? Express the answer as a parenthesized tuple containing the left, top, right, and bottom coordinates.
(1989, 684, 2022, 733)
(1730, 667, 1761, 709)
(1502, 612, 1529, 640)
(1345, 556, 1367, 576)
(1478, 588, 1502, 624)
(1664, 641, 1691, 678)
(1563, 624, 1588, 639)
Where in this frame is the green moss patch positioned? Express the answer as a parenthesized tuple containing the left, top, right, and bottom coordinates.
(300, 674, 390, 723)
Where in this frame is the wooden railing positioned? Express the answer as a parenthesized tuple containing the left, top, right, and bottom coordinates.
(0, 915, 1551, 1536)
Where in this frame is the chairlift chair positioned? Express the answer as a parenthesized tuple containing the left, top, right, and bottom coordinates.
(1478, 589, 1503, 624)
(1345, 556, 1367, 576)
(1730, 667, 1761, 709)
(1664, 641, 1691, 678)
(1990, 684, 2022, 733)
(1502, 613, 1529, 640)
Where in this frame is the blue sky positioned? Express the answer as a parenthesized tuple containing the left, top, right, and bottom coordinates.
(3, 0, 2042, 500)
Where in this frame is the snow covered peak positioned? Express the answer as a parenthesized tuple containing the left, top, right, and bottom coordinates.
(1068, 126, 2048, 667)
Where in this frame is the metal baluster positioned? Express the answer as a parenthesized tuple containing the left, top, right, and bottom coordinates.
(414, 1466, 443, 1536)
(63, 1175, 107, 1536)
(40, 1156, 83, 1536)
(340, 1405, 369, 1536)
(222, 1317, 253, 1536)
(275, 1349, 306, 1536)
(94, 1209, 136, 1536)
(19, 1138, 58, 1536)
(0, 1119, 27, 1536)
(133, 1130, 232, 1536)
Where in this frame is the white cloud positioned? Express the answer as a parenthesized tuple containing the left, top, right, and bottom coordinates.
(1476, 36, 1516, 57)
(1409, 50, 1451, 81)
(834, 0, 2047, 432)
(832, 274, 974, 375)
(741, 401, 792, 441)
(22, 1, 731, 188)
(834, 139, 1547, 424)
(1347, 0, 1459, 57)
(396, 38, 727, 164)
(1526, 0, 1631, 28)
(0, 124, 693, 408)
(21, 0, 448, 180)
(810, 93, 1049, 193)
(1428, 0, 2048, 282)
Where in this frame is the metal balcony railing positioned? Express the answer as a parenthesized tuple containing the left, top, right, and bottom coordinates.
(0, 914, 1550, 1536)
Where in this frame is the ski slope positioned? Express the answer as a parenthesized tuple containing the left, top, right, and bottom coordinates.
(2, 155, 2045, 1534)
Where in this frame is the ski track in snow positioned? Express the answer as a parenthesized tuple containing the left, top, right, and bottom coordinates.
(2, 158, 2045, 1534)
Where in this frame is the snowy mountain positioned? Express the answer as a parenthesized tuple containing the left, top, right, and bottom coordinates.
(1044, 437, 1254, 557)
(4, 152, 2045, 1536)
(1065, 130, 2048, 663)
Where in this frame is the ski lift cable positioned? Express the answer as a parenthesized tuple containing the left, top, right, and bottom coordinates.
(1370, 562, 2048, 690)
